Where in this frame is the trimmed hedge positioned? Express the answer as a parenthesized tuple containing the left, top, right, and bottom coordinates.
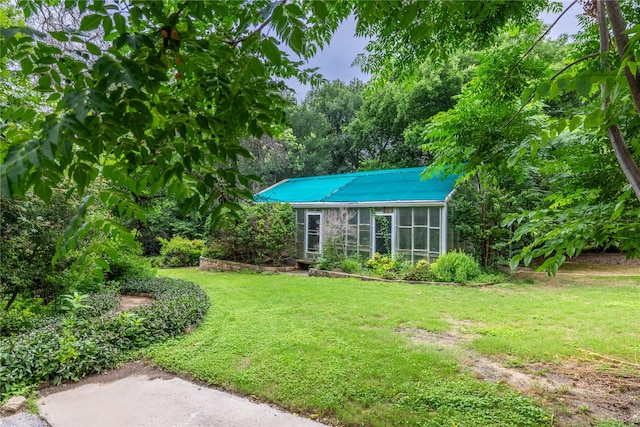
(0, 278, 209, 395)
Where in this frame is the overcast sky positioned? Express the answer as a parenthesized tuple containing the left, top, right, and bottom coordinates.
(288, 1, 583, 101)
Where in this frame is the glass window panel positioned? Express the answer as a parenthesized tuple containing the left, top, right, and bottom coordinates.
(414, 208, 428, 225)
(430, 229, 440, 252)
(430, 208, 441, 228)
(413, 227, 428, 250)
(348, 209, 358, 224)
(374, 215, 393, 255)
(307, 234, 320, 252)
(359, 208, 371, 225)
(296, 224, 305, 240)
(296, 209, 305, 223)
(397, 250, 411, 260)
(399, 228, 412, 250)
(359, 250, 370, 259)
(347, 231, 357, 246)
(308, 214, 321, 232)
(359, 225, 371, 246)
(399, 208, 412, 226)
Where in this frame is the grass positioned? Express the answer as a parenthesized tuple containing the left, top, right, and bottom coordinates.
(147, 269, 640, 426)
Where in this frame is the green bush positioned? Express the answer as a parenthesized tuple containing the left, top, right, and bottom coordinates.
(211, 202, 295, 266)
(340, 257, 363, 274)
(365, 253, 411, 279)
(0, 277, 209, 396)
(104, 234, 155, 281)
(430, 250, 482, 283)
(402, 260, 436, 281)
(158, 236, 205, 267)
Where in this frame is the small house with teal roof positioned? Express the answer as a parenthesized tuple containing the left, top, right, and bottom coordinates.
(254, 167, 460, 264)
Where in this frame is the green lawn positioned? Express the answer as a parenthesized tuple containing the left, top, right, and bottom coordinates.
(147, 269, 640, 426)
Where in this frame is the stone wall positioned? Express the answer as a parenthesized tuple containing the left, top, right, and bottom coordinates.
(199, 257, 297, 273)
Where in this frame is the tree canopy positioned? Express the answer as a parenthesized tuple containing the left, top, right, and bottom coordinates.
(3, 0, 640, 273)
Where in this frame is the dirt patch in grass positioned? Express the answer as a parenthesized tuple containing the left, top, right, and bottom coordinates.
(399, 325, 640, 426)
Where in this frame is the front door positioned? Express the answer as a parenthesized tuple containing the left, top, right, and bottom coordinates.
(374, 214, 393, 256)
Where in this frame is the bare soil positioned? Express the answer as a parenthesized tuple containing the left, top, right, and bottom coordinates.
(113, 295, 154, 313)
(399, 322, 640, 426)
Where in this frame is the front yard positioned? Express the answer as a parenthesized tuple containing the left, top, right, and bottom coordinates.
(149, 268, 640, 426)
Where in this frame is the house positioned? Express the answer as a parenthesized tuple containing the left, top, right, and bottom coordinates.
(254, 167, 461, 264)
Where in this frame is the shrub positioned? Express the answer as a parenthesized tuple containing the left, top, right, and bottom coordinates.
(211, 202, 295, 266)
(402, 260, 436, 282)
(365, 253, 411, 279)
(315, 257, 338, 271)
(0, 277, 209, 396)
(430, 250, 482, 283)
(340, 257, 363, 274)
(104, 234, 155, 281)
(158, 236, 205, 267)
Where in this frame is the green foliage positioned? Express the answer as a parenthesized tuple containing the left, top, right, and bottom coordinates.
(58, 292, 92, 314)
(0, 0, 357, 272)
(314, 256, 337, 271)
(364, 253, 411, 279)
(0, 277, 208, 396)
(270, 80, 366, 179)
(396, 380, 549, 426)
(0, 298, 51, 336)
(506, 193, 640, 274)
(0, 193, 77, 308)
(158, 236, 204, 267)
(339, 257, 363, 274)
(211, 202, 295, 266)
(402, 260, 436, 282)
(103, 232, 155, 282)
(430, 251, 482, 283)
(120, 194, 207, 256)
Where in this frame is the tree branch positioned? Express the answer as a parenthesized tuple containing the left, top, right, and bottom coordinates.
(508, 0, 579, 76)
(604, 0, 640, 118)
(228, 0, 288, 48)
(504, 53, 599, 128)
(598, 0, 640, 202)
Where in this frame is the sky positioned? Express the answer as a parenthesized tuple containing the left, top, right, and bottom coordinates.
(287, 1, 583, 102)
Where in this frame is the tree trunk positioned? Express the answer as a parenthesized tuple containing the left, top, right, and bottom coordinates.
(597, 0, 640, 202)
(605, 0, 640, 117)
(4, 290, 19, 311)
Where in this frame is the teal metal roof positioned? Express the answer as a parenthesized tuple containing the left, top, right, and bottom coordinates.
(255, 167, 459, 205)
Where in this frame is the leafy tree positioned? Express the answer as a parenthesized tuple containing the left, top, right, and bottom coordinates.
(209, 202, 295, 266)
(351, 0, 640, 269)
(0, 193, 77, 309)
(238, 130, 303, 193)
(286, 103, 334, 176)
(350, 55, 473, 170)
(299, 79, 365, 173)
(0, 0, 353, 263)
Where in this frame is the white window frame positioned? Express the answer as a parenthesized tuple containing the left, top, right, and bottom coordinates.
(373, 213, 395, 256)
(305, 211, 323, 255)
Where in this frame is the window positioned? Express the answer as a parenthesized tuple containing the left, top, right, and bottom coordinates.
(395, 207, 443, 264)
(305, 212, 322, 256)
(374, 214, 393, 256)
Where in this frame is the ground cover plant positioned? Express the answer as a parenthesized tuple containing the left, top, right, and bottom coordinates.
(149, 268, 640, 426)
(0, 277, 209, 399)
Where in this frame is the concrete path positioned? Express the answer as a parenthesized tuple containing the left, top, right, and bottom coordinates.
(35, 363, 325, 427)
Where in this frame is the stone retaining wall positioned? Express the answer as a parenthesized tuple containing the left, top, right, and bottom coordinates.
(199, 257, 297, 273)
(308, 268, 489, 286)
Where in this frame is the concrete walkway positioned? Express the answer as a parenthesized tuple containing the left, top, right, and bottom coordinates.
(10, 362, 325, 427)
